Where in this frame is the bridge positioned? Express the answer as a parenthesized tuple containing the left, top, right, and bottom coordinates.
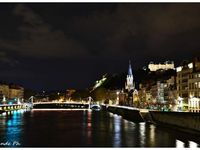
(0, 96, 101, 112)
(30, 96, 100, 110)
(33, 102, 90, 109)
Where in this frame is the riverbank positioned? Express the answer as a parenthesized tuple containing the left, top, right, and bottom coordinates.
(149, 111, 200, 136)
(103, 105, 144, 122)
(103, 105, 200, 136)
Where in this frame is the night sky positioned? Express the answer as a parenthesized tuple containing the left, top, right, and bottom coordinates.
(0, 3, 200, 91)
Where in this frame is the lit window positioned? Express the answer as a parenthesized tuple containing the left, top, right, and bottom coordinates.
(198, 82, 200, 88)
(195, 82, 198, 89)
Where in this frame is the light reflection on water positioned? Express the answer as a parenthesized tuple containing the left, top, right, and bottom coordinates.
(0, 110, 25, 147)
(0, 109, 199, 147)
(149, 124, 156, 147)
(113, 114, 121, 147)
(139, 122, 146, 147)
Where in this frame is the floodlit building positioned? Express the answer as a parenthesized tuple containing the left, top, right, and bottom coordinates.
(118, 90, 127, 105)
(138, 74, 177, 110)
(150, 81, 165, 103)
(9, 85, 24, 101)
(125, 60, 135, 92)
(0, 83, 24, 104)
(188, 71, 200, 112)
(165, 76, 177, 104)
(176, 57, 200, 111)
(124, 60, 139, 106)
(0, 84, 9, 101)
(148, 61, 175, 71)
(188, 72, 200, 98)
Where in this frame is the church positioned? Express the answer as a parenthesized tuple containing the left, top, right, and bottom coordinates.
(124, 60, 139, 106)
(125, 60, 135, 92)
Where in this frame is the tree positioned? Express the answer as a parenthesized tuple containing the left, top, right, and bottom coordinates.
(71, 90, 89, 101)
(91, 87, 107, 102)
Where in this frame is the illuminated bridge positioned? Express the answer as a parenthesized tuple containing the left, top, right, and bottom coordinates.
(32, 102, 90, 109)
(30, 96, 99, 109)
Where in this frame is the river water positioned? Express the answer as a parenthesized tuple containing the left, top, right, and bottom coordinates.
(0, 109, 199, 147)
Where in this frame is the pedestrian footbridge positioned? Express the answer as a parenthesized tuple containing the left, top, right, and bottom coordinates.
(32, 102, 90, 109)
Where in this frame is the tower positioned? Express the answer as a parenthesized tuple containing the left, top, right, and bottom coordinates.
(125, 60, 135, 92)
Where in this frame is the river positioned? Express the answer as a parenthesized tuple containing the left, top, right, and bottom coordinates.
(0, 109, 199, 147)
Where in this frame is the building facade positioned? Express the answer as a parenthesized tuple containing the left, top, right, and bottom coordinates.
(138, 74, 177, 110)
(188, 71, 200, 112)
(0, 84, 24, 104)
(176, 58, 200, 111)
(150, 81, 165, 103)
(9, 86, 24, 99)
(0, 84, 10, 101)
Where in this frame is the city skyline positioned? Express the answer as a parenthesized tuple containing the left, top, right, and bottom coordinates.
(0, 3, 200, 90)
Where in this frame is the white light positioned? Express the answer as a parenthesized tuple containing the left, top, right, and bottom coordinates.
(189, 141, 198, 148)
(32, 109, 89, 111)
(176, 140, 184, 148)
(139, 122, 146, 146)
(150, 125, 155, 146)
(176, 66, 182, 72)
(188, 63, 193, 69)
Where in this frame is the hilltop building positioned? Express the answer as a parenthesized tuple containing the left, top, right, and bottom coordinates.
(148, 61, 175, 72)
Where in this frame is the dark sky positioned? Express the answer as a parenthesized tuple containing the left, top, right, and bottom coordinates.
(0, 3, 200, 91)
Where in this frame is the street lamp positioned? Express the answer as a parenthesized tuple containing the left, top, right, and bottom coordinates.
(3, 95, 6, 104)
(57, 92, 60, 102)
(17, 98, 21, 104)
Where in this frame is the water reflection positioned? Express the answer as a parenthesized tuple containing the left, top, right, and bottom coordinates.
(139, 122, 146, 147)
(0, 110, 26, 147)
(87, 110, 92, 145)
(0, 109, 200, 147)
(113, 114, 121, 147)
(149, 124, 155, 147)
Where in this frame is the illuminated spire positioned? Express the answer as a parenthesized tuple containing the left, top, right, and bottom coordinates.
(128, 60, 133, 76)
(125, 60, 135, 92)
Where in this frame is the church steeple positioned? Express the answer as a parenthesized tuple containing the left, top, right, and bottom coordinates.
(128, 60, 133, 76)
(125, 60, 135, 92)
